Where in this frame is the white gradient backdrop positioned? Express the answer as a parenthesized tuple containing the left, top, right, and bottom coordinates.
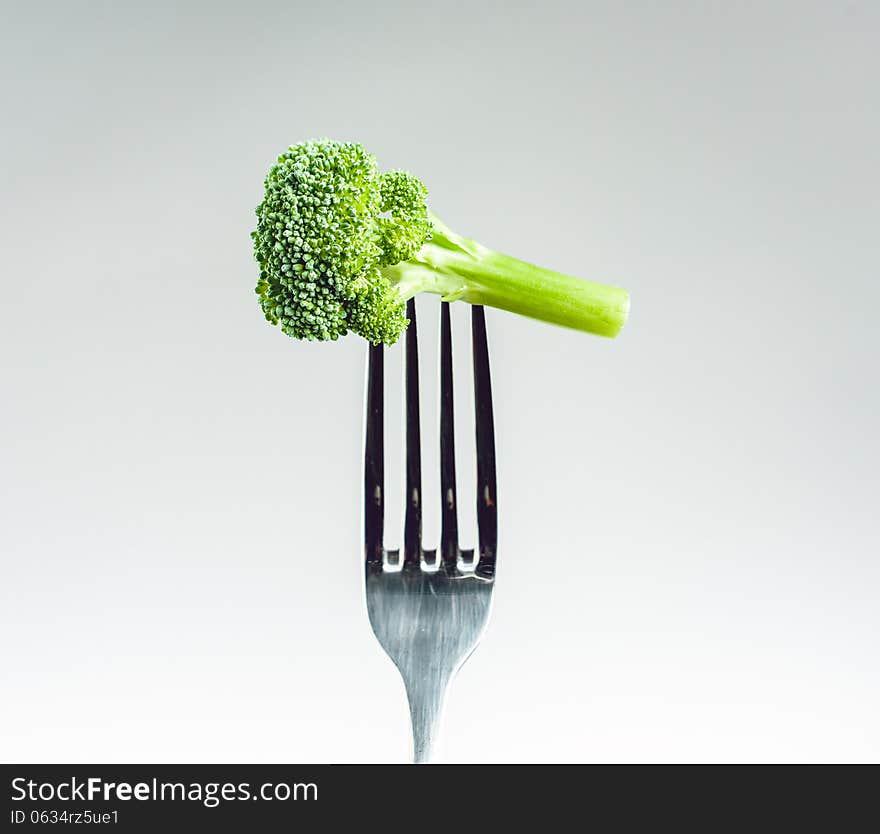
(1, 1, 878, 763)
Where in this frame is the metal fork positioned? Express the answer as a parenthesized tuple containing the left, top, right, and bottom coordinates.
(364, 299, 497, 764)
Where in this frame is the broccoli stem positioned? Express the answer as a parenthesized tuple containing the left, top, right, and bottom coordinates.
(382, 213, 630, 338)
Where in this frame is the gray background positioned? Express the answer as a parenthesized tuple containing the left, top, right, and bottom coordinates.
(1, 0, 878, 763)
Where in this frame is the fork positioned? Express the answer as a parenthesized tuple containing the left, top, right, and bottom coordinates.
(364, 299, 497, 764)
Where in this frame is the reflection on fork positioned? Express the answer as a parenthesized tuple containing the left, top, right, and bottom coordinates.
(364, 300, 497, 763)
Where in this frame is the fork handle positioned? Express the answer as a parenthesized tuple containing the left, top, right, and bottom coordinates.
(405, 677, 449, 764)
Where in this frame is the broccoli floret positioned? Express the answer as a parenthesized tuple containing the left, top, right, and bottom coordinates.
(253, 139, 629, 345)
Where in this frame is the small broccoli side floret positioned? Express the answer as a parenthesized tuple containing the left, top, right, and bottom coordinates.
(253, 139, 630, 346)
(343, 270, 408, 345)
(376, 171, 432, 266)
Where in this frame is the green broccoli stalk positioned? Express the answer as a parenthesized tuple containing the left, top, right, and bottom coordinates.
(253, 139, 629, 345)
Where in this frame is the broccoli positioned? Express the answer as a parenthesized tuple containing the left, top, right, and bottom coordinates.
(253, 139, 629, 345)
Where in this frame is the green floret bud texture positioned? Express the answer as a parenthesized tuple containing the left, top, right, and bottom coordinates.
(376, 171, 432, 266)
(346, 269, 410, 345)
(253, 139, 431, 343)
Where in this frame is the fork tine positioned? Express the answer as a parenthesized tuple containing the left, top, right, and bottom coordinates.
(439, 302, 459, 571)
(472, 305, 497, 579)
(364, 342, 384, 569)
(403, 299, 423, 567)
